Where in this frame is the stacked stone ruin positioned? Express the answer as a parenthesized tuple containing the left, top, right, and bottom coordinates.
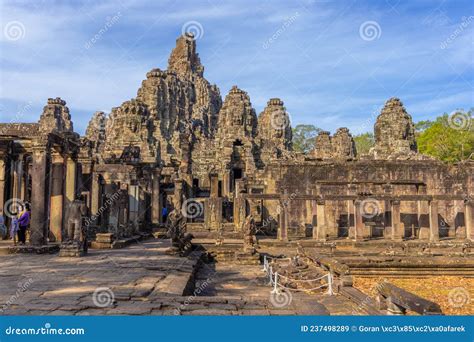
(0, 33, 472, 249)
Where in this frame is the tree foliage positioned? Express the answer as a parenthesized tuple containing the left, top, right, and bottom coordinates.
(417, 112, 474, 163)
(353, 132, 375, 155)
(292, 124, 321, 153)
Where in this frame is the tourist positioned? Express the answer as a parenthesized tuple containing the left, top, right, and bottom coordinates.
(17, 203, 30, 245)
(10, 212, 19, 245)
(0, 210, 6, 239)
(162, 206, 169, 223)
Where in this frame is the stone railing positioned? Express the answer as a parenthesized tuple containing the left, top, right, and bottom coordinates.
(375, 281, 443, 315)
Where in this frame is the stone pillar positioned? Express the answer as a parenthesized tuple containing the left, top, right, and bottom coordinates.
(65, 156, 77, 207)
(391, 200, 403, 241)
(233, 179, 245, 231)
(429, 200, 440, 242)
(151, 170, 161, 225)
(30, 148, 48, 246)
(0, 157, 5, 211)
(49, 153, 64, 242)
(347, 199, 355, 239)
(314, 200, 326, 241)
(210, 174, 219, 198)
(12, 157, 24, 200)
(222, 171, 230, 197)
(354, 200, 364, 240)
(326, 201, 338, 238)
(465, 199, 474, 242)
(128, 184, 139, 229)
(278, 198, 288, 241)
(173, 179, 183, 210)
(418, 200, 430, 239)
(90, 173, 100, 216)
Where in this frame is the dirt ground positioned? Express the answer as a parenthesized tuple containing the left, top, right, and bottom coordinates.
(353, 276, 474, 315)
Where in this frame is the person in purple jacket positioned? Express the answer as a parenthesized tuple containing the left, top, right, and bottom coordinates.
(17, 203, 30, 245)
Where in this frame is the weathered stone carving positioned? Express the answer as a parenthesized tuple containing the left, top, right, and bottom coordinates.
(312, 128, 356, 160)
(372, 97, 417, 159)
(258, 98, 292, 162)
(39, 97, 74, 134)
(166, 207, 193, 255)
(332, 127, 356, 160)
(313, 131, 332, 159)
(242, 214, 256, 253)
(60, 196, 88, 257)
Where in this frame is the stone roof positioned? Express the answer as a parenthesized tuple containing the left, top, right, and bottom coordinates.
(0, 123, 40, 138)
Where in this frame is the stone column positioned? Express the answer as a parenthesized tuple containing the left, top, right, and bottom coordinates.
(326, 201, 338, 238)
(0, 157, 5, 211)
(210, 174, 219, 198)
(347, 199, 355, 239)
(90, 172, 100, 216)
(465, 199, 474, 242)
(391, 200, 403, 241)
(65, 156, 76, 206)
(429, 200, 439, 242)
(417, 200, 430, 239)
(233, 179, 245, 231)
(354, 200, 364, 241)
(151, 169, 161, 226)
(30, 148, 48, 246)
(49, 153, 64, 242)
(278, 198, 288, 241)
(12, 156, 24, 201)
(128, 184, 139, 230)
(222, 171, 230, 197)
(314, 200, 326, 241)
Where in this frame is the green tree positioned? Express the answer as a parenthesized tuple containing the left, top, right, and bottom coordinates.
(415, 120, 434, 133)
(417, 112, 474, 163)
(353, 132, 375, 155)
(292, 124, 321, 153)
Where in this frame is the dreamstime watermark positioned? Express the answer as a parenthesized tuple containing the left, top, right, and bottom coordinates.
(270, 109, 291, 130)
(92, 287, 115, 307)
(440, 16, 474, 49)
(173, 275, 214, 315)
(359, 198, 381, 219)
(359, 21, 382, 41)
(5, 323, 85, 336)
(84, 191, 121, 227)
(0, 277, 35, 313)
(448, 287, 470, 308)
(263, 12, 300, 49)
(0, 101, 33, 135)
(181, 21, 204, 40)
(3, 20, 26, 41)
(257, 190, 299, 235)
(84, 11, 122, 50)
(352, 104, 382, 135)
(3, 198, 26, 218)
(269, 289, 293, 308)
(447, 110, 471, 131)
(181, 198, 204, 219)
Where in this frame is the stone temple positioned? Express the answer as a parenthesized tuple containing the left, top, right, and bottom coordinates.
(0, 33, 472, 316)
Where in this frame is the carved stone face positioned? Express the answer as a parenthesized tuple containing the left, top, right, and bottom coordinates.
(233, 113, 243, 125)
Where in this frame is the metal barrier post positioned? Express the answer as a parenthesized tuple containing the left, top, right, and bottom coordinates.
(271, 272, 279, 293)
(327, 273, 334, 295)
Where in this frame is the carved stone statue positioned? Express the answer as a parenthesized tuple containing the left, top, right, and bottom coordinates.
(60, 196, 88, 257)
(67, 197, 88, 243)
(167, 208, 186, 247)
(242, 214, 256, 253)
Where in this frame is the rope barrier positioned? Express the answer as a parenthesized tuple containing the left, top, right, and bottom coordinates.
(262, 256, 334, 296)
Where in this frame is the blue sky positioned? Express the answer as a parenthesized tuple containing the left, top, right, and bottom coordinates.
(1, 0, 473, 135)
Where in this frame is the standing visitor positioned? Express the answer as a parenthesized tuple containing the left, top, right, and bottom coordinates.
(10, 212, 19, 245)
(0, 210, 6, 239)
(17, 203, 30, 245)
